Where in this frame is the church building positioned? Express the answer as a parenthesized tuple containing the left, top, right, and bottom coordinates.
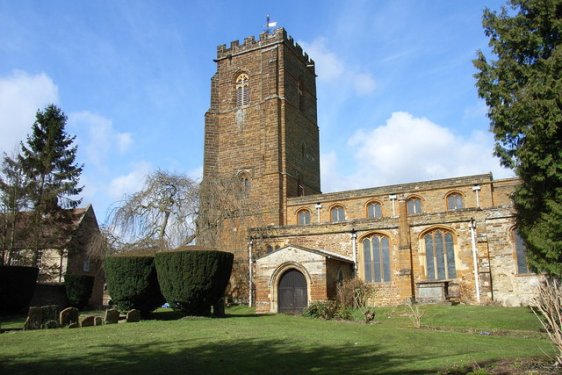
(198, 28, 542, 313)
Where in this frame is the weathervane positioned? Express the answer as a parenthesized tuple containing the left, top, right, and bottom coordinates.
(265, 14, 277, 34)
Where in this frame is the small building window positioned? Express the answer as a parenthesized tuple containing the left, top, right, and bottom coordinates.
(266, 245, 273, 254)
(367, 202, 382, 219)
(331, 206, 345, 223)
(447, 193, 463, 211)
(240, 175, 251, 195)
(363, 235, 391, 282)
(513, 230, 530, 274)
(424, 229, 456, 280)
(297, 209, 311, 225)
(236, 73, 249, 107)
(407, 197, 422, 215)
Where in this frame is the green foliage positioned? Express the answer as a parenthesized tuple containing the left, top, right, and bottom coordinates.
(303, 301, 339, 320)
(154, 250, 233, 316)
(64, 274, 94, 310)
(0, 265, 38, 314)
(474, 0, 562, 275)
(104, 255, 165, 314)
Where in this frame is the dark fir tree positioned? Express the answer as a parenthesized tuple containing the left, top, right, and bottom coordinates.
(19, 105, 83, 264)
(0, 153, 30, 265)
(474, 0, 562, 275)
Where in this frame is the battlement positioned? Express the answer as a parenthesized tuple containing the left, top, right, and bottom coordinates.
(216, 28, 314, 64)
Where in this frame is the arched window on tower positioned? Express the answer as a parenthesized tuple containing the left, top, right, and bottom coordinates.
(236, 73, 249, 107)
(363, 235, 391, 282)
(238, 173, 251, 196)
(512, 229, 530, 274)
(424, 229, 456, 280)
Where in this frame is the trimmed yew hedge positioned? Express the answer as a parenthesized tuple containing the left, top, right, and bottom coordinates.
(154, 250, 233, 316)
(0, 265, 39, 314)
(104, 255, 165, 314)
(64, 274, 94, 309)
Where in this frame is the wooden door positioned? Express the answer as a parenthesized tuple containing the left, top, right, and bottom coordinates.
(278, 269, 307, 313)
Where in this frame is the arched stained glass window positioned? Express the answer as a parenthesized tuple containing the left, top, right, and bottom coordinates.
(424, 229, 456, 280)
(297, 209, 311, 225)
(447, 193, 463, 210)
(513, 229, 530, 274)
(331, 206, 345, 223)
(367, 202, 382, 219)
(363, 235, 391, 282)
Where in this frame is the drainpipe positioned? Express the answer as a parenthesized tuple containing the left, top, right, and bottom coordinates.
(351, 228, 358, 275)
(470, 218, 481, 304)
(472, 185, 481, 208)
(315, 202, 322, 224)
(248, 239, 253, 307)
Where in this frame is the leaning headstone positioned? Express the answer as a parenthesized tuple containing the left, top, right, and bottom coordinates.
(126, 309, 140, 323)
(104, 308, 119, 324)
(81, 315, 96, 327)
(94, 316, 103, 326)
(24, 306, 43, 330)
(60, 307, 80, 326)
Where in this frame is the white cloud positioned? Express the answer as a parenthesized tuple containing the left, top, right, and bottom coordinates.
(108, 162, 152, 200)
(300, 38, 376, 96)
(69, 111, 133, 168)
(322, 111, 513, 192)
(0, 70, 59, 153)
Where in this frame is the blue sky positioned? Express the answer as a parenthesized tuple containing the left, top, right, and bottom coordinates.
(0, 0, 512, 225)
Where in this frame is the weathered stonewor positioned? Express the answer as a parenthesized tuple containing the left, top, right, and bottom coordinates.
(23, 306, 43, 330)
(104, 308, 119, 324)
(59, 307, 80, 326)
(81, 315, 96, 327)
(94, 316, 103, 326)
(126, 309, 140, 323)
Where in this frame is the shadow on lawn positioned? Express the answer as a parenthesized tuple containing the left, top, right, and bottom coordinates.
(0, 337, 439, 375)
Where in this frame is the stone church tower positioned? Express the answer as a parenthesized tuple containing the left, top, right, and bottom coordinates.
(198, 28, 321, 259)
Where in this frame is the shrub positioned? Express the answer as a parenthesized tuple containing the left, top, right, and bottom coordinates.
(104, 255, 165, 315)
(336, 277, 375, 309)
(64, 274, 94, 309)
(531, 278, 562, 366)
(0, 265, 39, 314)
(303, 301, 338, 320)
(154, 250, 233, 316)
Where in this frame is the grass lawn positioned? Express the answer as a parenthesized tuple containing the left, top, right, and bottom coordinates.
(0, 304, 556, 374)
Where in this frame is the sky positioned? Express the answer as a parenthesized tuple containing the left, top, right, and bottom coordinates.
(0, 0, 513, 225)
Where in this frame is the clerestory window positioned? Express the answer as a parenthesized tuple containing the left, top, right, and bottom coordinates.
(447, 193, 463, 211)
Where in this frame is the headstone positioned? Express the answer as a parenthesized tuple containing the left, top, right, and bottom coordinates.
(94, 316, 103, 326)
(24, 307, 43, 330)
(81, 315, 96, 327)
(68, 322, 79, 329)
(126, 309, 141, 323)
(104, 308, 119, 324)
(59, 307, 80, 326)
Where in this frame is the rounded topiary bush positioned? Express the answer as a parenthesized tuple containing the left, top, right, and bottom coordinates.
(0, 265, 39, 314)
(154, 250, 233, 316)
(104, 254, 165, 315)
(64, 274, 94, 309)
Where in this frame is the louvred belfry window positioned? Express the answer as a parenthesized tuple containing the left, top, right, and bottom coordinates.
(236, 73, 249, 107)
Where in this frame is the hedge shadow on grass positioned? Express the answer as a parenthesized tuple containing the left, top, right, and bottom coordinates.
(0, 338, 436, 375)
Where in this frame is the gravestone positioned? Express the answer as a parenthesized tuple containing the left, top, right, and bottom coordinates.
(94, 316, 103, 326)
(126, 309, 140, 323)
(68, 322, 79, 329)
(81, 315, 96, 327)
(59, 307, 79, 326)
(104, 308, 119, 324)
(24, 306, 43, 330)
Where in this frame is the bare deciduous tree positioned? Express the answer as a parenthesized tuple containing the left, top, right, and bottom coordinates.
(531, 278, 562, 367)
(108, 169, 198, 249)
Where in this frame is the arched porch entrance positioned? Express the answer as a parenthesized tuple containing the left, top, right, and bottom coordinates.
(278, 269, 308, 313)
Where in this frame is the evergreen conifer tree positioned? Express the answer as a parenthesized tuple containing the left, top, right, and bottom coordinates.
(19, 105, 83, 264)
(474, 0, 562, 275)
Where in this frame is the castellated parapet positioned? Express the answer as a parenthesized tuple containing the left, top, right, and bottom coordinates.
(216, 28, 314, 67)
